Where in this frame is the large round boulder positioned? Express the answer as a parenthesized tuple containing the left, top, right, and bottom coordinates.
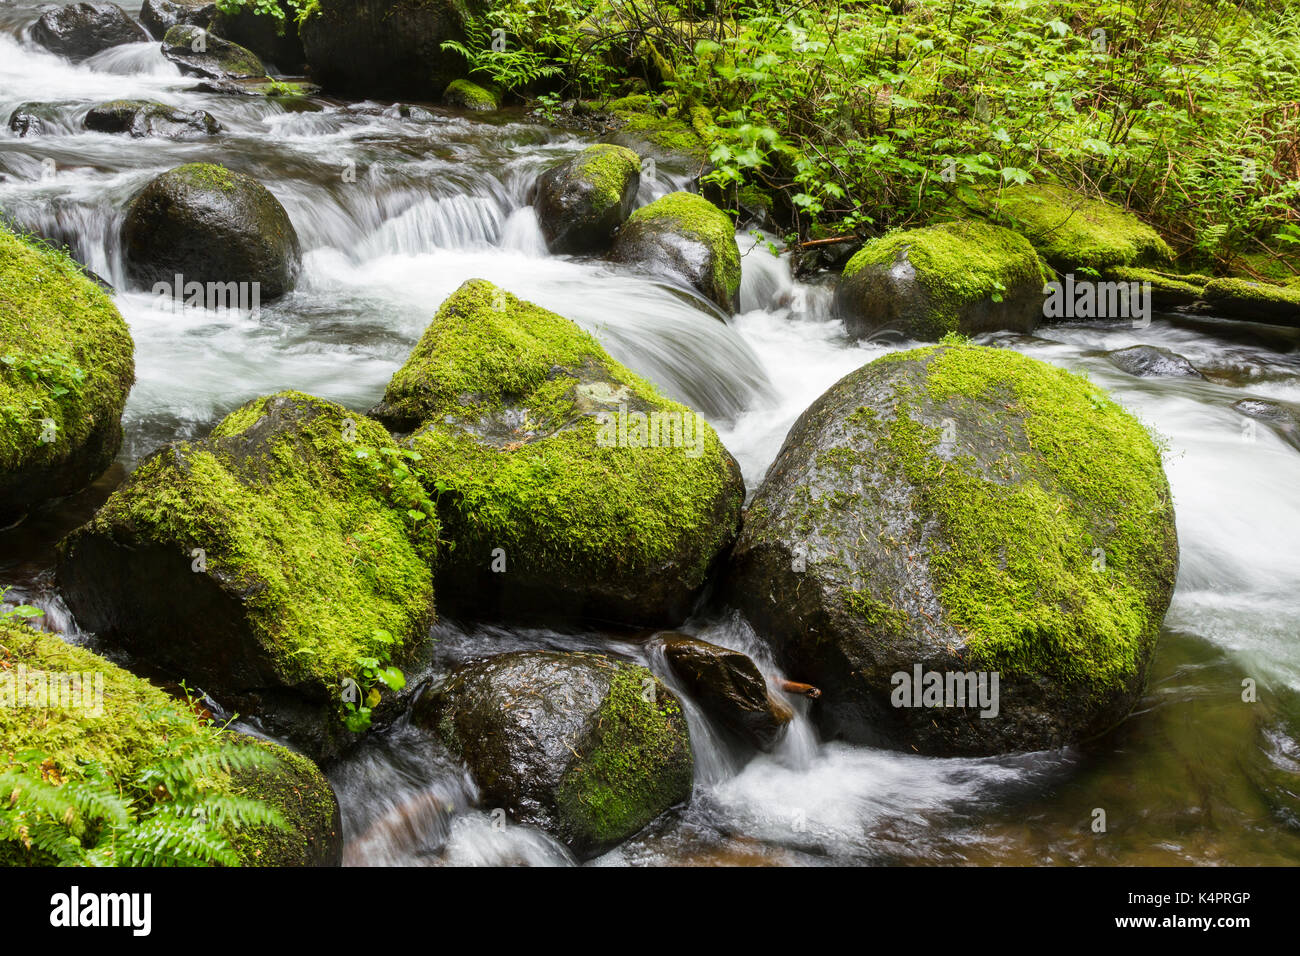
(415, 650, 693, 859)
(84, 99, 220, 139)
(56, 391, 436, 760)
(610, 192, 741, 312)
(30, 2, 148, 60)
(122, 163, 301, 300)
(832, 220, 1047, 342)
(161, 24, 266, 80)
(532, 144, 641, 255)
(0, 227, 134, 525)
(0, 620, 342, 866)
(369, 279, 745, 627)
(728, 342, 1179, 755)
(300, 0, 484, 99)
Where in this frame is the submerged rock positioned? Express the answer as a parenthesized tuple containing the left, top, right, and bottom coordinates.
(0, 620, 342, 866)
(1233, 398, 1300, 451)
(1106, 344, 1205, 379)
(83, 99, 220, 139)
(162, 24, 266, 80)
(0, 227, 134, 524)
(442, 78, 498, 111)
(989, 184, 1172, 273)
(300, 0, 484, 99)
(31, 2, 149, 60)
(56, 391, 436, 760)
(122, 162, 301, 299)
(139, 0, 215, 39)
(370, 279, 744, 627)
(658, 633, 792, 750)
(609, 191, 741, 312)
(1201, 277, 1300, 328)
(415, 650, 693, 859)
(833, 220, 1047, 342)
(532, 144, 641, 254)
(728, 342, 1179, 755)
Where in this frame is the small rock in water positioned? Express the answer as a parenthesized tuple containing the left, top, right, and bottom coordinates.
(1232, 398, 1300, 450)
(83, 99, 220, 139)
(1106, 344, 1205, 378)
(7, 103, 63, 137)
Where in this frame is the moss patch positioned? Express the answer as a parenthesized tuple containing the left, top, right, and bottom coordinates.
(572, 143, 640, 208)
(443, 78, 498, 110)
(623, 191, 741, 299)
(607, 94, 709, 164)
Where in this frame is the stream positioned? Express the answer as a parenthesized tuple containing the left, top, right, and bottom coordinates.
(2, 4, 1299, 866)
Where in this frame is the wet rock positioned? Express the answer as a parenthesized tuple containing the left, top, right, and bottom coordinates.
(300, 0, 485, 99)
(83, 99, 220, 139)
(1106, 344, 1205, 379)
(1233, 398, 1300, 451)
(122, 162, 300, 299)
(162, 24, 266, 80)
(56, 392, 436, 761)
(441, 78, 498, 111)
(532, 144, 641, 254)
(833, 221, 1047, 342)
(1107, 267, 1208, 311)
(370, 279, 744, 627)
(727, 342, 1179, 755)
(415, 650, 693, 859)
(139, 0, 215, 39)
(609, 191, 741, 312)
(658, 633, 791, 750)
(30, 2, 149, 60)
(7, 103, 63, 137)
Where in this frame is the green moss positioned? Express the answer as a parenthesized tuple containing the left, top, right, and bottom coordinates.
(0, 621, 336, 866)
(162, 25, 264, 76)
(841, 220, 1048, 339)
(443, 78, 499, 110)
(172, 162, 240, 193)
(554, 665, 692, 847)
(624, 192, 741, 298)
(1202, 276, 1300, 308)
(82, 391, 435, 692)
(853, 344, 1176, 693)
(608, 94, 709, 163)
(0, 227, 133, 476)
(387, 280, 741, 585)
(571, 144, 640, 208)
(989, 184, 1173, 272)
(1108, 266, 1208, 299)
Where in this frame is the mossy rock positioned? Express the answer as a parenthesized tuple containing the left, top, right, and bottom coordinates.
(833, 220, 1049, 342)
(1107, 266, 1208, 310)
(300, 0, 485, 99)
(7, 102, 66, 138)
(727, 342, 1179, 755)
(83, 99, 220, 139)
(122, 162, 301, 300)
(0, 620, 341, 866)
(162, 24, 266, 79)
(1201, 277, 1300, 328)
(0, 228, 134, 525)
(989, 184, 1173, 273)
(56, 391, 436, 760)
(140, 0, 215, 40)
(604, 94, 709, 167)
(370, 279, 744, 627)
(415, 650, 693, 859)
(442, 78, 498, 111)
(609, 191, 742, 313)
(532, 144, 641, 255)
(31, 2, 149, 60)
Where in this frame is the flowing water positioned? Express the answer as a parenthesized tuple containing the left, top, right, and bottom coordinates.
(2, 4, 1299, 866)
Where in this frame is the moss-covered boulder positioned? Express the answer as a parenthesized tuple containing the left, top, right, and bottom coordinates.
(727, 342, 1179, 755)
(83, 99, 220, 139)
(30, 2, 149, 60)
(300, 0, 484, 99)
(140, 0, 215, 39)
(609, 192, 741, 312)
(370, 279, 744, 626)
(532, 144, 641, 255)
(0, 620, 341, 866)
(0, 228, 134, 525)
(1201, 277, 1300, 328)
(415, 650, 692, 859)
(122, 163, 301, 300)
(56, 391, 436, 760)
(442, 78, 498, 111)
(989, 184, 1173, 273)
(162, 24, 266, 80)
(833, 221, 1048, 342)
(657, 633, 792, 751)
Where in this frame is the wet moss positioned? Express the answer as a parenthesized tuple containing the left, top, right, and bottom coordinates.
(607, 94, 709, 163)
(622, 192, 741, 299)
(1203, 276, 1300, 308)
(171, 161, 240, 193)
(443, 78, 498, 110)
(572, 143, 640, 208)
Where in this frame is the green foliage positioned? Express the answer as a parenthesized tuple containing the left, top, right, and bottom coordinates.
(214, 0, 318, 27)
